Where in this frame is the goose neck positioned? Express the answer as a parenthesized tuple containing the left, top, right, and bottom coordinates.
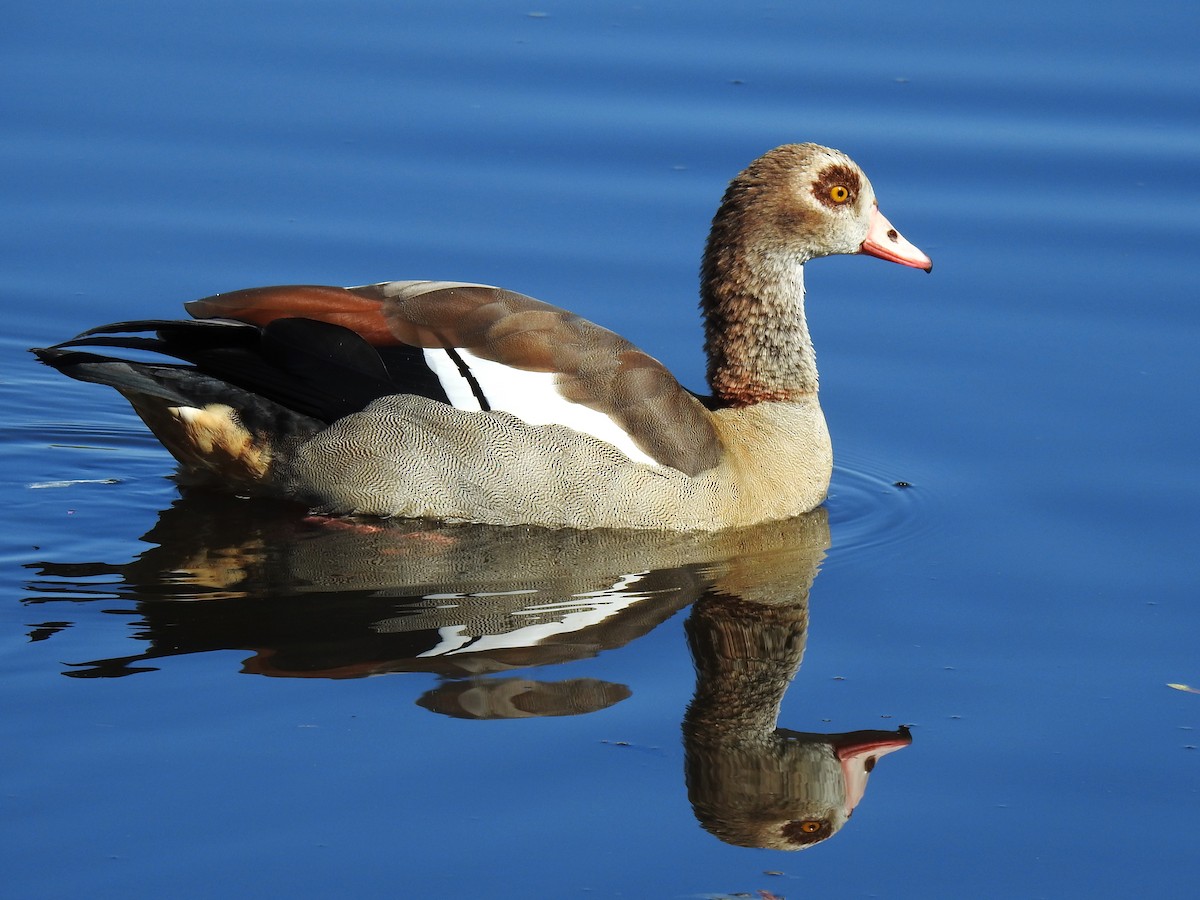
(701, 248, 818, 407)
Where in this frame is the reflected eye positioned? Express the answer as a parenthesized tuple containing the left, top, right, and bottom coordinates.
(782, 817, 831, 844)
(829, 185, 850, 204)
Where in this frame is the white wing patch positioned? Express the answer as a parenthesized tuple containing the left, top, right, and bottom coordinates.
(423, 347, 660, 468)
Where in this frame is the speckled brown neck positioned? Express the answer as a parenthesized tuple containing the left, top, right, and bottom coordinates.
(701, 231, 818, 408)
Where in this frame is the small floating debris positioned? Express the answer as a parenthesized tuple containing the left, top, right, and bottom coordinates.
(28, 478, 120, 489)
(1167, 683, 1199, 694)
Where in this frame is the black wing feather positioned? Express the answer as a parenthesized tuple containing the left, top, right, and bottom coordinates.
(44, 317, 451, 424)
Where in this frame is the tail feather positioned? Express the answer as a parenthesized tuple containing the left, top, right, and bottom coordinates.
(32, 347, 195, 405)
(31, 346, 321, 491)
(31, 314, 445, 497)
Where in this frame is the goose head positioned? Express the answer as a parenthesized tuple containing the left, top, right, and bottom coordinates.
(704, 142, 931, 271)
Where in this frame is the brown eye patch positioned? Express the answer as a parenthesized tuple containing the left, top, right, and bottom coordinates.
(812, 164, 861, 208)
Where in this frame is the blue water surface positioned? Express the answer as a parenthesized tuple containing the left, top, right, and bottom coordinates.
(3, 1, 1198, 897)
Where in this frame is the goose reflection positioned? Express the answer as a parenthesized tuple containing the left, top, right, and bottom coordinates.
(24, 491, 909, 846)
(26, 493, 714, 696)
(685, 587, 910, 850)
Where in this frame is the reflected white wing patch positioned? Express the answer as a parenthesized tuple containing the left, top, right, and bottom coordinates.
(413, 573, 656, 656)
(423, 347, 659, 467)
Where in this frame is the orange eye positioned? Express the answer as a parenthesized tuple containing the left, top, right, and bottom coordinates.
(799, 820, 822, 834)
(829, 185, 850, 203)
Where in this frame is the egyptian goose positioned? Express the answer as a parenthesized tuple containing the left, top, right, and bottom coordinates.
(34, 143, 931, 530)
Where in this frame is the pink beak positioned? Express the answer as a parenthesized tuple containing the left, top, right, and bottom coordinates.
(860, 206, 933, 272)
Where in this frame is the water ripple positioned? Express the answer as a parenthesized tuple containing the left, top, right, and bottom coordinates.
(824, 453, 935, 559)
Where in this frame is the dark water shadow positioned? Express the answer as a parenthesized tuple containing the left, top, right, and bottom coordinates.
(22, 491, 910, 849)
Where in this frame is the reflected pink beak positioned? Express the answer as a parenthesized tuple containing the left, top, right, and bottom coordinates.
(860, 206, 932, 272)
(836, 734, 913, 815)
